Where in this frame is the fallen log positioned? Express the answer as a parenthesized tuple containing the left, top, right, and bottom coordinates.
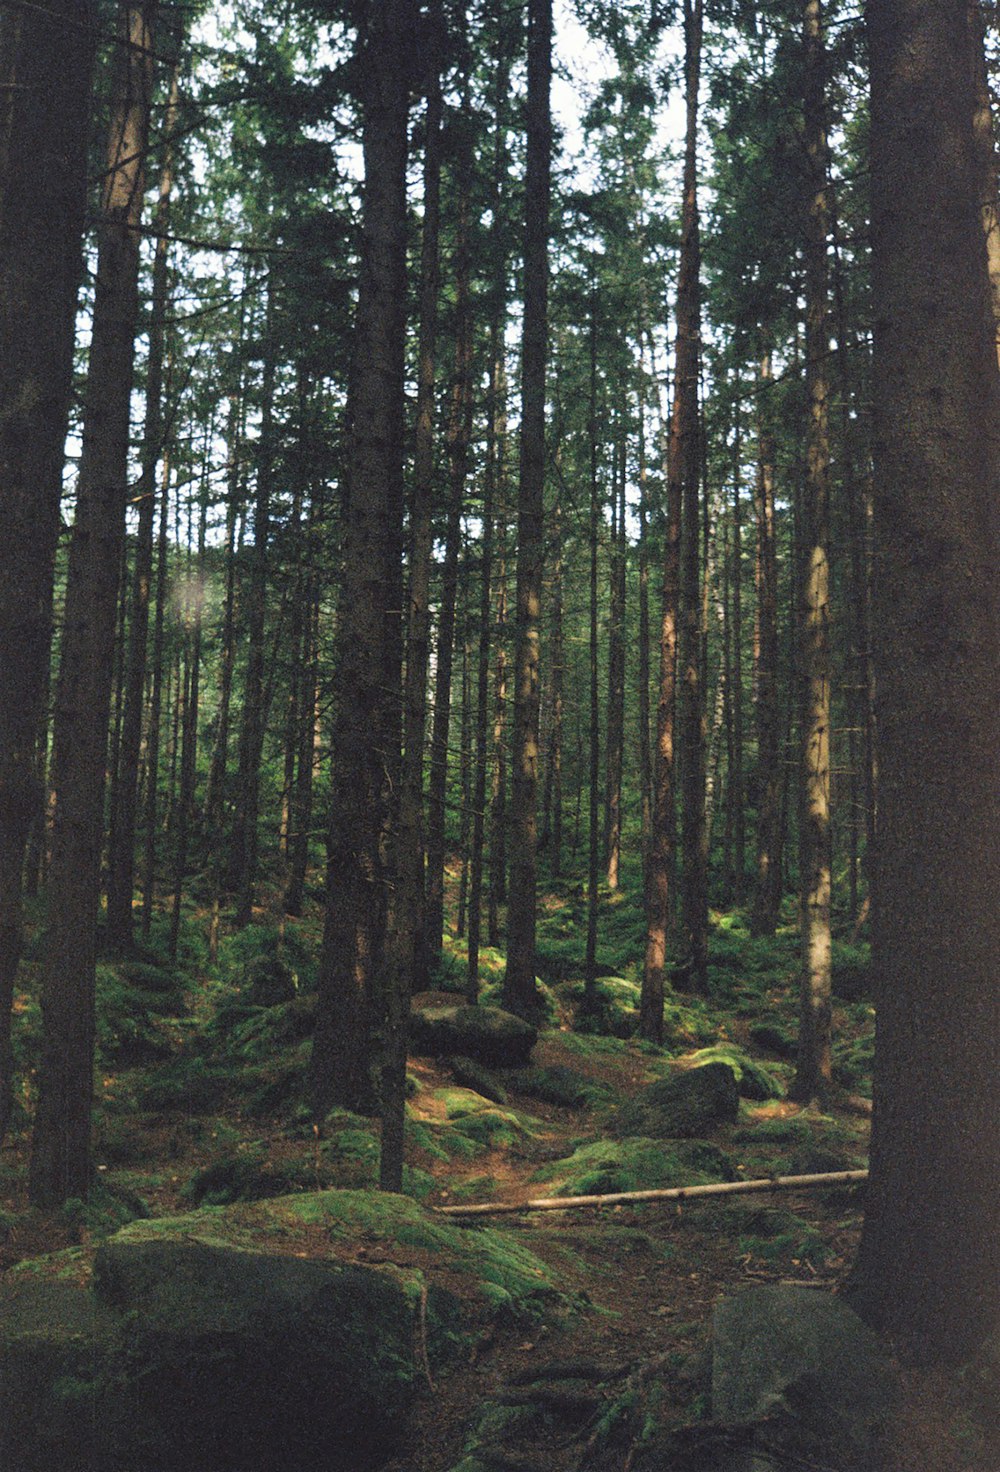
(434, 1168, 868, 1218)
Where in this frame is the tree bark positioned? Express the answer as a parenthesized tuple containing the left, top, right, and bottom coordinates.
(502, 0, 551, 1020)
(791, 0, 833, 1109)
(750, 348, 782, 936)
(30, 0, 157, 1208)
(848, 0, 1000, 1363)
(308, 2, 411, 1125)
(0, 0, 96, 1143)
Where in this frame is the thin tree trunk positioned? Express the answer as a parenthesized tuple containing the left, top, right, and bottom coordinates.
(750, 347, 782, 936)
(169, 485, 206, 960)
(141, 446, 172, 936)
(675, 0, 708, 993)
(605, 418, 626, 891)
(791, 0, 833, 1108)
(730, 407, 747, 905)
(502, 0, 551, 1020)
(106, 59, 180, 952)
(30, 0, 157, 1208)
(584, 289, 601, 1010)
(0, 0, 96, 1142)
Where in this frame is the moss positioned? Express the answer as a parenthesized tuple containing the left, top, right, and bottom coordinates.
(730, 1111, 867, 1177)
(534, 1136, 736, 1197)
(506, 1064, 608, 1109)
(687, 1045, 786, 1102)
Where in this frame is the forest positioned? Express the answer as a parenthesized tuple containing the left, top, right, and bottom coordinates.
(0, 0, 998, 1468)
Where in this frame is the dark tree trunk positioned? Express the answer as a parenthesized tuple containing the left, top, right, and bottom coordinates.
(502, 0, 551, 1020)
(605, 420, 626, 892)
(0, 0, 96, 1143)
(30, 0, 156, 1209)
(848, 0, 1000, 1364)
(308, 4, 411, 1136)
(750, 347, 782, 936)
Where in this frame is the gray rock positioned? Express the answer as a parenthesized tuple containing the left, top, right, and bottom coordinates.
(410, 1002, 537, 1067)
(0, 1239, 427, 1472)
(711, 1284, 898, 1470)
(612, 1062, 740, 1139)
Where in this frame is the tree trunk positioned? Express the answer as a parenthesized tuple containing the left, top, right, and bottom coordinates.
(791, 0, 833, 1109)
(502, 0, 551, 1020)
(308, 3, 411, 1125)
(425, 89, 474, 979)
(141, 445, 172, 937)
(105, 59, 180, 953)
(605, 420, 627, 891)
(849, 0, 1000, 1363)
(0, 0, 96, 1143)
(30, 0, 156, 1209)
(396, 38, 443, 994)
(750, 347, 782, 936)
(585, 291, 601, 1010)
(675, 0, 708, 994)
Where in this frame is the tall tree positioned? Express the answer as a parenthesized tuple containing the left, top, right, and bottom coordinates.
(0, 0, 96, 1142)
(675, 0, 708, 993)
(791, 0, 833, 1107)
(308, 1, 412, 1120)
(502, 0, 552, 1020)
(848, 0, 1000, 1362)
(30, 0, 157, 1207)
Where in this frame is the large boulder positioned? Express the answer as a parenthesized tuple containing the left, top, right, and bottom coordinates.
(710, 1284, 898, 1470)
(410, 1002, 537, 1067)
(612, 1062, 740, 1139)
(0, 1239, 428, 1472)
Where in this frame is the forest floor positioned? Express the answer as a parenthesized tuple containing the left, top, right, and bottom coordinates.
(0, 874, 992, 1469)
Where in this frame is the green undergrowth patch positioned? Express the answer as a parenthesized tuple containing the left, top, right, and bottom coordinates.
(505, 1063, 610, 1109)
(532, 1136, 737, 1197)
(436, 1088, 542, 1151)
(731, 1110, 868, 1177)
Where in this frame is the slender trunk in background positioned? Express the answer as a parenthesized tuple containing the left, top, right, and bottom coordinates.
(584, 289, 601, 1010)
(641, 343, 683, 1041)
(204, 390, 245, 833)
(730, 410, 746, 904)
(141, 446, 172, 936)
(425, 85, 474, 979)
(397, 35, 443, 994)
(285, 491, 322, 917)
(605, 419, 626, 892)
(502, 0, 551, 1019)
(548, 493, 564, 877)
(791, 0, 833, 1108)
(468, 9, 511, 996)
(488, 519, 509, 945)
(308, 4, 411, 1157)
(169, 484, 207, 960)
(106, 60, 181, 952)
(675, 0, 708, 993)
(456, 629, 473, 938)
(849, 0, 1000, 1362)
(750, 347, 781, 935)
(232, 278, 277, 927)
(30, 0, 157, 1209)
(637, 381, 653, 871)
(0, 0, 96, 1142)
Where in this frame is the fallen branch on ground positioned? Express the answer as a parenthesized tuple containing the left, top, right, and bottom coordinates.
(434, 1168, 868, 1218)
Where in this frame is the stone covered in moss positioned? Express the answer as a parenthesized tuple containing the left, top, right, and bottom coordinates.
(410, 1002, 538, 1066)
(688, 1045, 786, 1102)
(535, 1136, 736, 1197)
(612, 1062, 740, 1139)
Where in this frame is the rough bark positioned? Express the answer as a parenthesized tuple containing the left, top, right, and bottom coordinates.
(501, 0, 551, 1020)
(791, 0, 833, 1108)
(848, 0, 1000, 1363)
(30, 0, 157, 1208)
(0, 0, 95, 1142)
(750, 348, 782, 936)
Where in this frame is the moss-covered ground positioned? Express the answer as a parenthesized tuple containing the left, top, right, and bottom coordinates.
(4, 873, 977, 1470)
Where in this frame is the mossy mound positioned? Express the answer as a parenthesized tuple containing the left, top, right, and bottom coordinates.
(436, 1088, 541, 1152)
(410, 1003, 538, 1067)
(535, 1137, 737, 1197)
(555, 976, 642, 1038)
(613, 1063, 740, 1139)
(688, 1045, 786, 1102)
(506, 1063, 607, 1109)
(449, 1055, 509, 1104)
(731, 1112, 868, 1177)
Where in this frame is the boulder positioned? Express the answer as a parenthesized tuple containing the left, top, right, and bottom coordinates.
(450, 1055, 510, 1104)
(612, 1062, 740, 1139)
(0, 1239, 426, 1472)
(410, 1002, 537, 1067)
(710, 1284, 898, 1470)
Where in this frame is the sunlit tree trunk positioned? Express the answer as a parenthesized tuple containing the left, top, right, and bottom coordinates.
(0, 0, 95, 1142)
(502, 0, 551, 1020)
(605, 420, 627, 891)
(791, 0, 833, 1108)
(30, 0, 157, 1208)
(849, 0, 1000, 1363)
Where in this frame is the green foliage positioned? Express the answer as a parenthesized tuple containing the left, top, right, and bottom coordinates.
(94, 964, 178, 1068)
(731, 1112, 868, 1177)
(506, 1064, 609, 1110)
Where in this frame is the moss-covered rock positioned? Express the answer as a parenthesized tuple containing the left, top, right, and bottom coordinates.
(687, 1045, 786, 1102)
(410, 1003, 538, 1067)
(506, 1063, 605, 1109)
(449, 1055, 509, 1104)
(612, 1063, 740, 1139)
(535, 1136, 737, 1197)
